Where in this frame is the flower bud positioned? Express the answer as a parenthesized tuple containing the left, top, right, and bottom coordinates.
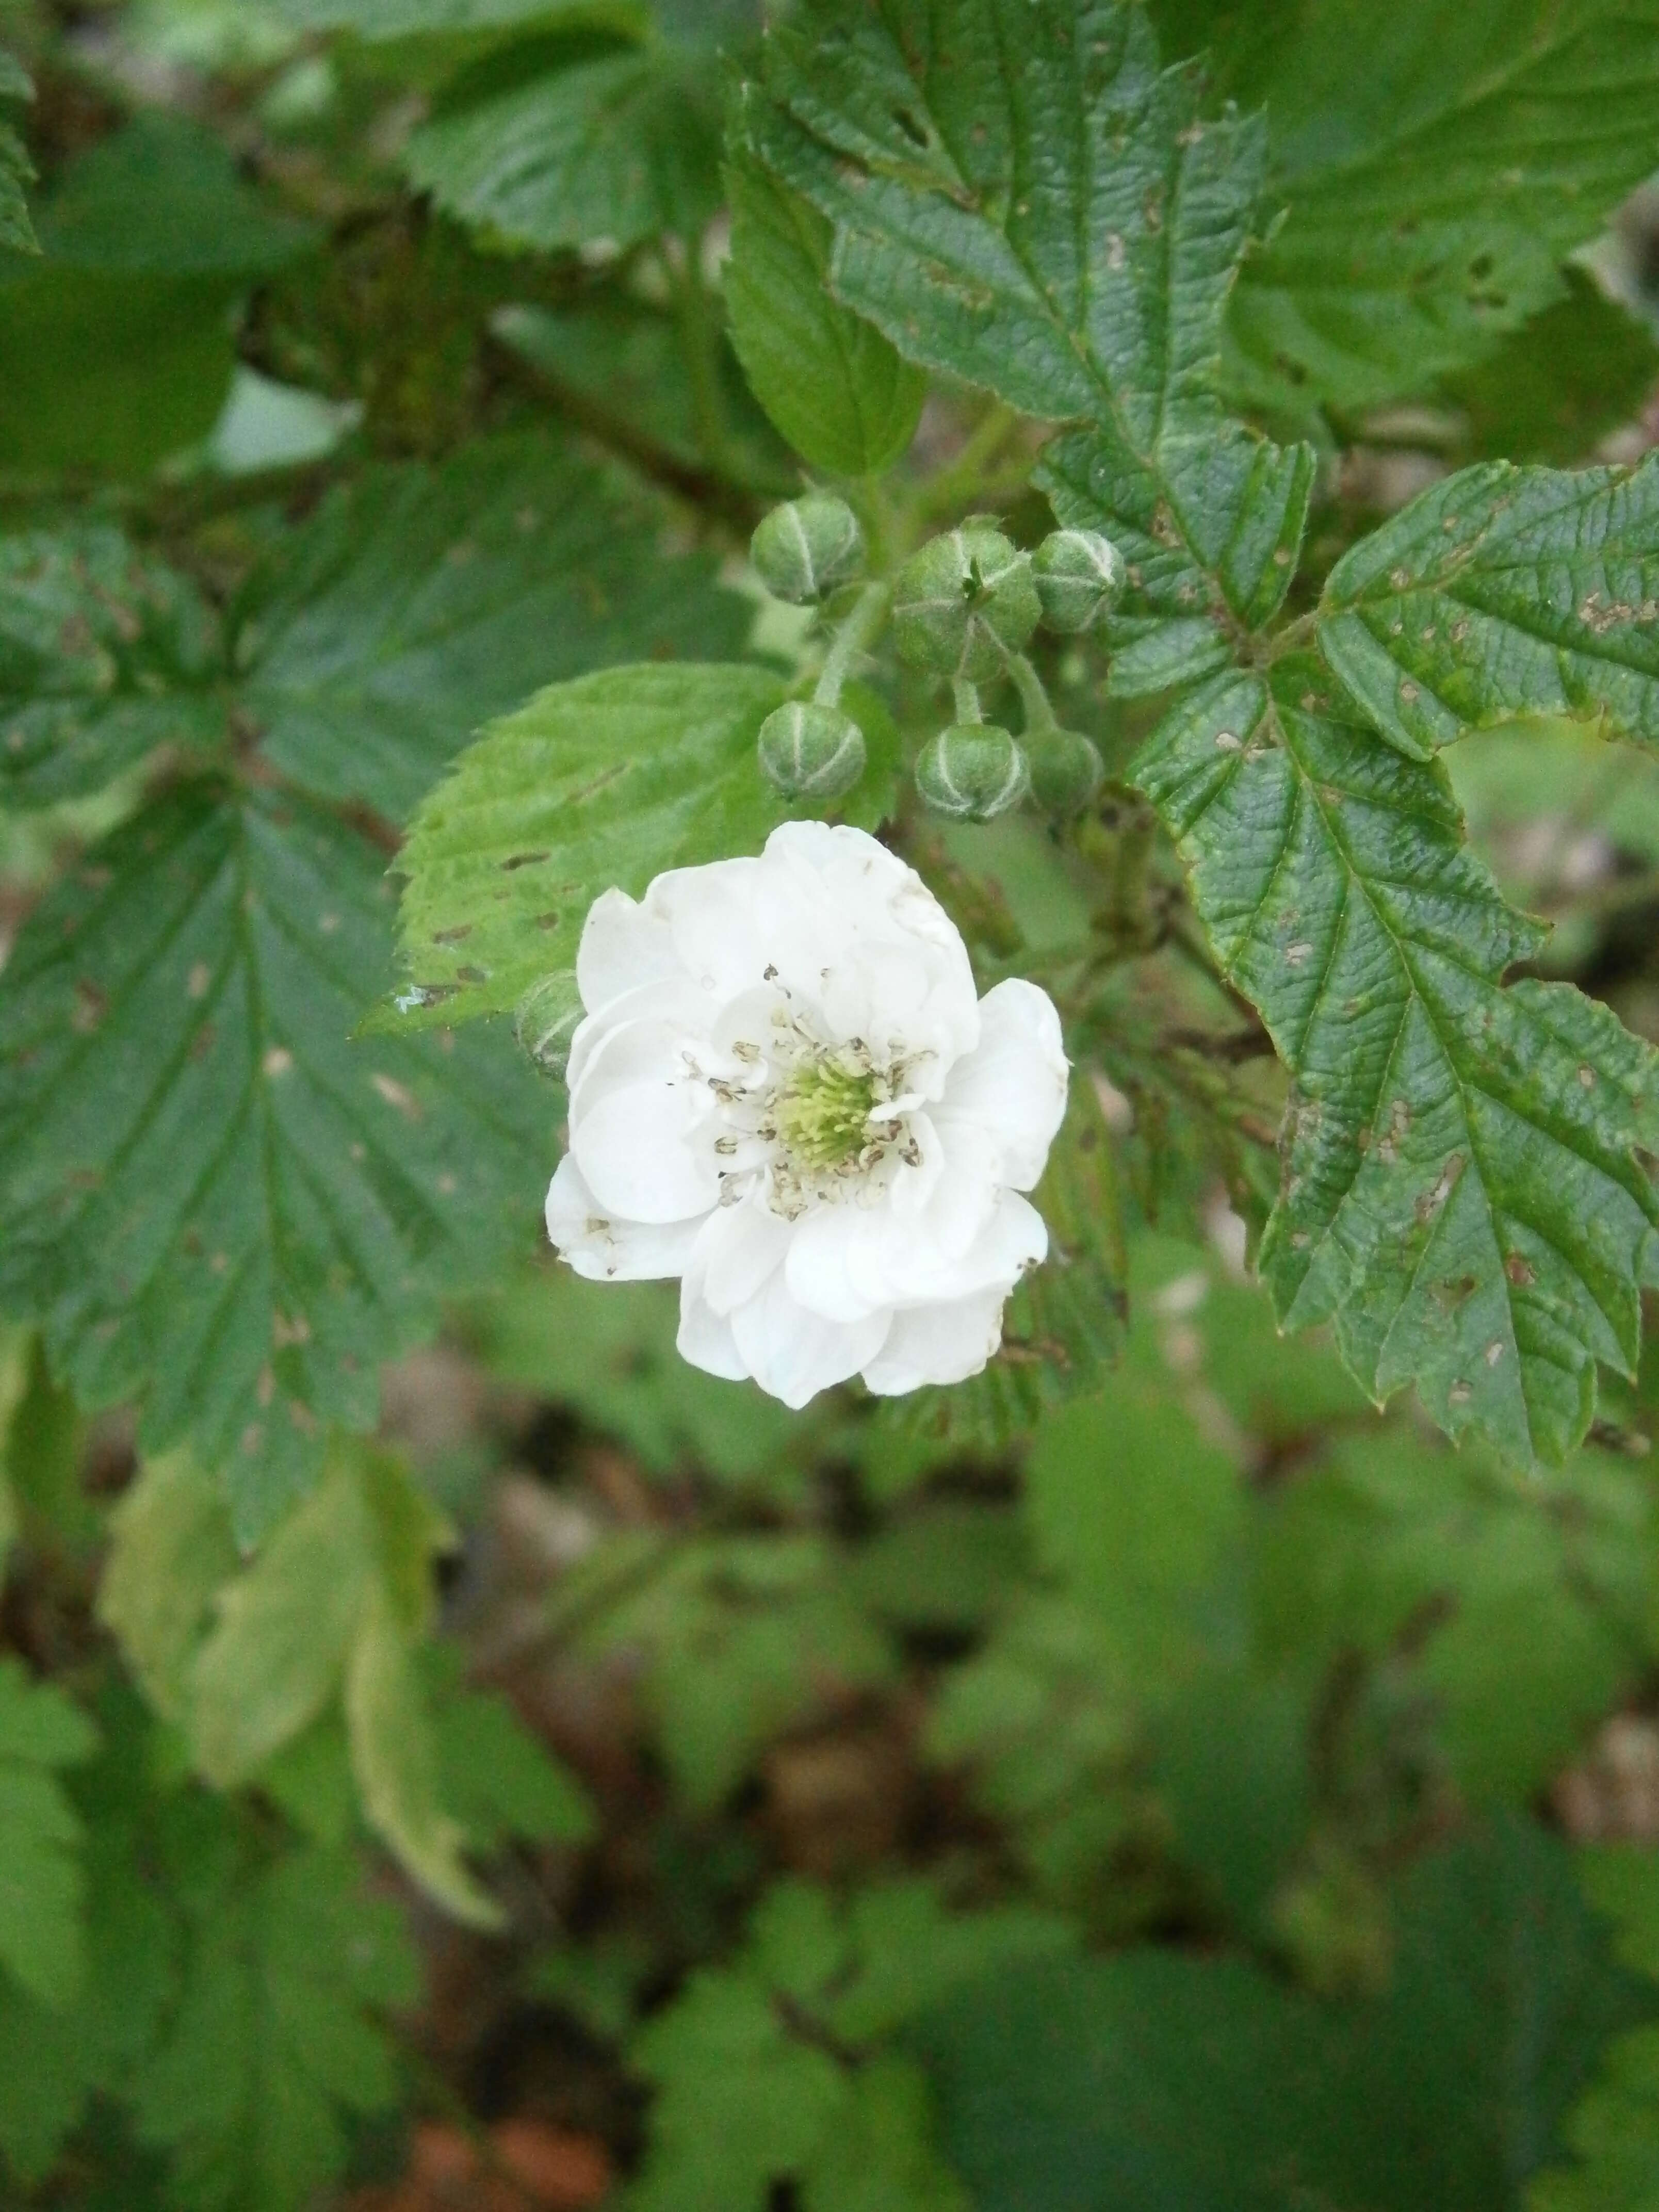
(1031, 528, 1125, 632)
(757, 701, 867, 801)
(914, 723, 1030, 822)
(891, 524, 1041, 682)
(1026, 727, 1104, 814)
(750, 494, 865, 605)
(516, 971, 583, 1082)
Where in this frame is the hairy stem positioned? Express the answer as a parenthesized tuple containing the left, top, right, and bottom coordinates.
(814, 581, 892, 707)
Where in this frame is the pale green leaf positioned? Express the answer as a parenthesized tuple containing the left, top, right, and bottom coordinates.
(238, 435, 751, 824)
(804, 2059, 969, 2212)
(1136, 661, 1659, 1468)
(723, 150, 925, 477)
(98, 1456, 239, 1728)
(388, 662, 789, 1030)
(1319, 454, 1659, 761)
(264, 0, 609, 36)
(0, 788, 549, 1540)
(344, 1589, 502, 1930)
(0, 1661, 95, 2011)
(405, 50, 721, 252)
(1224, 0, 1659, 418)
(742, 0, 1313, 635)
(0, 529, 223, 809)
(1527, 2023, 1659, 2212)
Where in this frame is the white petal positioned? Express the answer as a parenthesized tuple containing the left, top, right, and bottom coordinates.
(545, 1154, 704, 1281)
(577, 886, 685, 1015)
(861, 1285, 1011, 1394)
(937, 979, 1069, 1191)
(729, 1271, 891, 1409)
(676, 1286, 749, 1381)
(687, 1198, 792, 1315)
(649, 856, 773, 1001)
(567, 976, 713, 1098)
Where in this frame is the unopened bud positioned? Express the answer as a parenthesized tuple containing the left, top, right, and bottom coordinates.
(915, 723, 1030, 822)
(750, 494, 865, 605)
(1026, 727, 1104, 814)
(891, 524, 1040, 682)
(516, 970, 583, 1082)
(757, 701, 867, 801)
(1031, 528, 1124, 633)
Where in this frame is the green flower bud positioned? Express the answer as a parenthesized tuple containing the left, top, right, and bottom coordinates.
(891, 524, 1041, 682)
(1031, 528, 1125, 632)
(515, 970, 583, 1082)
(750, 494, 865, 605)
(1026, 727, 1104, 814)
(757, 701, 867, 801)
(914, 723, 1030, 822)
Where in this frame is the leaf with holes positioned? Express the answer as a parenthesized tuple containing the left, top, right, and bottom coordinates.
(1318, 454, 1659, 761)
(0, 786, 549, 1542)
(739, 0, 1313, 662)
(1223, 0, 1659, 419)
(404, 51, 722, 254)
(237, 435, 750, 825)
(723, 149, 925, 477)
(1134, 660, 1659, 1468)
(0, 528, 224, 809)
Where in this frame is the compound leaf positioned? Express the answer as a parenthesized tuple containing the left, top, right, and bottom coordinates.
(723, 150, 925, 477)
(237, 435, 751, 824)
(1319, 453, 1659, 761)
(1134, 660, 1659, 1468)
(742, 0, 1313, 644)
(0, 786, 548, 1541)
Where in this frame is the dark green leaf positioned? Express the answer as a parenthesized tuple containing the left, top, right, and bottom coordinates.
(1225, 0, 1659, 419)
(405, 50, 722, 252)
(0, 787, 549, 1541)
(742, 0, 1313, 635)
(1446, 272, 1659, 467)
(919, 1818, 1651, 2212)
(0, 528, 223, 810)
(0, 1660, 96, 2010)
(0, 50, 35, 257)
(1134, 661, 1659, 1467)
(723, 150, 925, 477)
(388, 661, 791, 1031)
(238, 435, 750, 823)
(1319, 453, 1659, 761)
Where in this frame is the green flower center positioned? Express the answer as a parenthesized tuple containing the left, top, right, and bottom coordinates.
(773, 1058, 881, 1171)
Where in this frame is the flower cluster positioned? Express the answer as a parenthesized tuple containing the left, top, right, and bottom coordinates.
(545, 822, 1069, 1407)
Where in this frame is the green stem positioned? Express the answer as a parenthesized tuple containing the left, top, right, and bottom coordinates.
(1003, 650, 1060, 735)
(814, 581, 891, 707)
(951, 676, 984, 723)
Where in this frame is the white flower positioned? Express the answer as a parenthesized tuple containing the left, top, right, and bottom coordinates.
(544, 821, 1069, 1408)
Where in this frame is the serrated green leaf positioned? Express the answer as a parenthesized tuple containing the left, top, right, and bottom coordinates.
(743, 0, 1313, 637)
(388, 662, 790, 1031)
(630, 1877, 1069, 2212)
(723, 150, 924, 477)
(920, 1817, 1650, 2212)
(1225, 0, 1659, 419)
(405, 49, 721, 252)
(0, 529, 223, 810)
(238, 435, 751, 824)
(133, 1824, 416, 2212)
(344, 1587, 502, 1929)
(1134, 661, 1659, 1468)
(0, 1661, 96, 2011)
(0, 787, 548, 1540)
(1319, 454, 1659, 762)
(431, 1672, 595, 1849)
